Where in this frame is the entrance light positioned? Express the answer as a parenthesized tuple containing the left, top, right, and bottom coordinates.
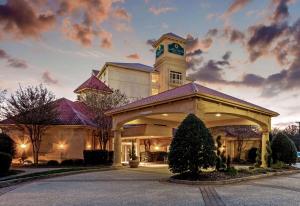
(59, 143, 65, 150)
(155, 146, 159, 151)
(216, 113, 221, 117)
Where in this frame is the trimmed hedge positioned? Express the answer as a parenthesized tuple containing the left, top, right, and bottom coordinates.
(0, 152, 12, 174)
(83, 150, 113, 165)
(0, 133, 16, 157)
(271, 132, 297, 165)
(47, 160, 60, 166)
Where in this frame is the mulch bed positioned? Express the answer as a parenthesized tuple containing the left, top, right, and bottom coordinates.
(171, 167, 300, 181)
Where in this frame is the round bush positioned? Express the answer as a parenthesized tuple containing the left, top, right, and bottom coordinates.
(47, 160, 59, 166)
(0, 133, 16, 157)
(247, 147, 258, 163)
(271, 132, 297, 165)
(0, 152, 12, 174)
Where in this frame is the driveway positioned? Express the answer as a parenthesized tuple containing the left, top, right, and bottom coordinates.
(1, 166, 300, 206)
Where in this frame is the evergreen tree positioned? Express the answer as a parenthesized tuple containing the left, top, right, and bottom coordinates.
(271, 132, 297, 165)
(168, 114, 216, 174)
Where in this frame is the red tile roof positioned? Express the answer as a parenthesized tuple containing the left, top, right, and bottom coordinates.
(74, 75, 112, 94)
(107, 82, 278, 116)
(53, 98, 96, 126)
(0, 98, 97, 127)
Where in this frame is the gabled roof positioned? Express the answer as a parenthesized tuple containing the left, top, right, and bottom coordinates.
(92, 70, 99, 76)
(105, 62, 154, 73)
(0, 98, 97, 127)
(106, 82, 279, 116)
(74, 75, 112, 94)
(53, 98, 96, 127)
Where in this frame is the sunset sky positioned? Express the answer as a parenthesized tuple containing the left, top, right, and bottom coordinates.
(0, 0, 300, 128)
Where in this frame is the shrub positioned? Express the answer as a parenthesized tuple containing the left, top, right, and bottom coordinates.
(216, 136, 226, 171)
(266, 141, 273, 167)
(247, 147, 258, 163)
(254, 149, 261, 168)
(0, 133, 16, 157)
(271, 161, 285, 169)
(168, 114, 216, 174)
(47, 160, 59, 166)
(83, 150, 110, 165)
(108, 151, 114, 163)
(271, 132, 297, 165)
(73, 159, 84, 166)
(226, 167, 238, 176)
(60, 159, 74, 166)
(0, 152, 12, 174)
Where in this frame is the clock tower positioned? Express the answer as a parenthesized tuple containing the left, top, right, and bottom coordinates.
(152, 33, 188, 93)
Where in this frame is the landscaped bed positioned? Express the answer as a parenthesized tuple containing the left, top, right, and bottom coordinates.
(170, 166, 300, 184)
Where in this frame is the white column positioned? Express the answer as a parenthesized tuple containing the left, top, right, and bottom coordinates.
(261, 131, 269, 168)
(113, 129, 122, 167)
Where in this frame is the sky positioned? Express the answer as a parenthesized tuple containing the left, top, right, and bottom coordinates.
(0, 0, 300, 128)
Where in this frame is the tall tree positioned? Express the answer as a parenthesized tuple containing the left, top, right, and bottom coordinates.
(0, 89, 7, 120)
(82, 89, 128, 150)
(3, 85, 58, 164)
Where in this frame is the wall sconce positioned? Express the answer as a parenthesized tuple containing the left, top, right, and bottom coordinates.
(216, 113, 221, 117)
(20, 143, 27, 149)
(154, 146, 160, 151)
(59, 143, 65, 150)
(86, 144, 92, 150)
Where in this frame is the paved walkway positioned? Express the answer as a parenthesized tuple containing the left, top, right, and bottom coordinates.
(1, 166, 300, 206)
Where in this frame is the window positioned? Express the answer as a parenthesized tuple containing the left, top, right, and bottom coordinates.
(152, 88, 159, 95)
(169, 71, 182, 85)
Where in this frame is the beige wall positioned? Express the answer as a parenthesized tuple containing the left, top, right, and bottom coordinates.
(99, 65, 151, 101)
(5, 126, 94, 163)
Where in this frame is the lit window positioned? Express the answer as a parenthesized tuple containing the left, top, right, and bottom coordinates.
(152, 73, 159, 83)
(169, 71, 182, 85)
(152, 88, 159, 95)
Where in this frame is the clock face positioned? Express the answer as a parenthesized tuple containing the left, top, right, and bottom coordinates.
(168, 43, 184, 56)
(156, 44, 164, 58)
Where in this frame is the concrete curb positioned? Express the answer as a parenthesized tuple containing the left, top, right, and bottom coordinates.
(0, 167, 116, 188)
(168, 170, 300, 185)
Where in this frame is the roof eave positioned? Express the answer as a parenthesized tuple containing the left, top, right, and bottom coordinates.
(106, 93, 279, 117)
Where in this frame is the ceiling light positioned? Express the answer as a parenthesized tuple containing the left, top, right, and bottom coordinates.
(216, 113, 221, 117)
(162, 114, 168, 116)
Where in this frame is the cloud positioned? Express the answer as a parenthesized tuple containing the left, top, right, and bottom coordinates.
(42, 71, 58, 85)
(247, 23, 288, 62)
(271, 0, 292, 22)
(149, 6, 176, 15)
(0, 48, 28, 69)
(0, 0, 55, 39)
(186, 34, 213, 53)
(224, 0, 252, 18)
(146, 39, 156, 46)
(126, 53, 140, 59)
(223, 27, 245, 43)
(113, 8, 131, 21)
(0, 0, 129, 48)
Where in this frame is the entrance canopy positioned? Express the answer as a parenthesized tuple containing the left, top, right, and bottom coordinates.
(106, 82, 279, 167)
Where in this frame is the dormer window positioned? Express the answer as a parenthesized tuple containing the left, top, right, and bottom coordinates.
(169, 71, 182, 85)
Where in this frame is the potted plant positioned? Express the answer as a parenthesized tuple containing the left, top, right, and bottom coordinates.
(128, 140, 139, 168)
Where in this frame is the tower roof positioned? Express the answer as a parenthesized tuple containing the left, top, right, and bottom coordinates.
(74, 75, 112, 94)
(153, 32, 186, 47)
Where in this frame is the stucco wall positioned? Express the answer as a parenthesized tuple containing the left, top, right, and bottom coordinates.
(5, 126, 93, 163)
(101, 65, 151, 101)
